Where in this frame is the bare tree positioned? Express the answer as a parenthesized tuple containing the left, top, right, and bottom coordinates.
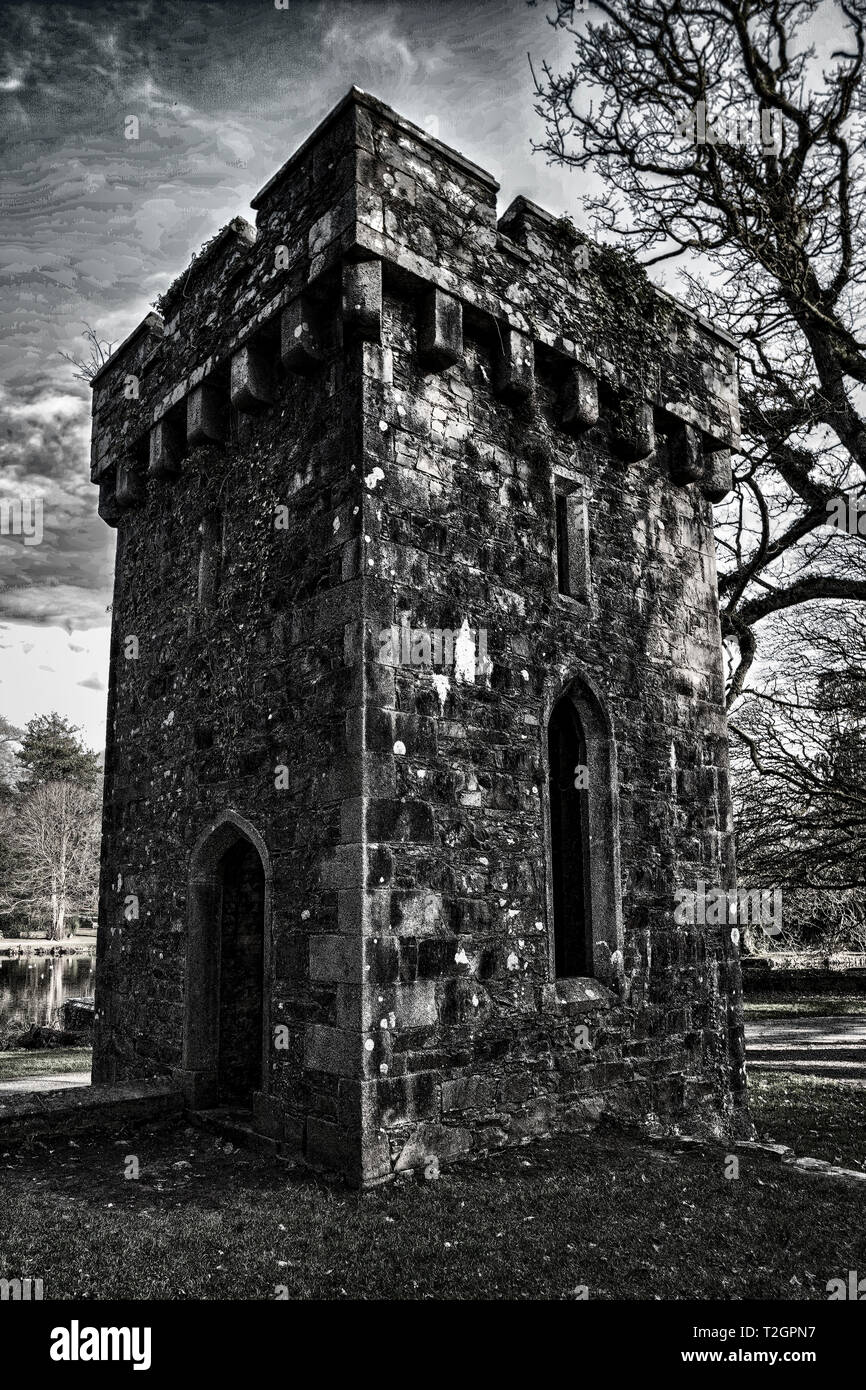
(730, 604, 866, 946)
(531, 0, 866, 703)
(0, 781, 100, 939)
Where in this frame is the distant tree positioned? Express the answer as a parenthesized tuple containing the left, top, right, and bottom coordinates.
(0, 782, 100, 939)
(730, 605, 866, 950)
(15, 713, 100, 790)
(0, 715, 21, 800)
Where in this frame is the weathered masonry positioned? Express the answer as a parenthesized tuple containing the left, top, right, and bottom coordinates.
(89, 88, 748, 1185)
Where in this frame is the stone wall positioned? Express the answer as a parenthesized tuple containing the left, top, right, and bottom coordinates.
(354, 282, 746, 1177)
(90, 89, 748, 1185)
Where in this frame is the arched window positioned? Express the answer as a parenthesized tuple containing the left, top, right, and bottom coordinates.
(548, 697, 593, 977)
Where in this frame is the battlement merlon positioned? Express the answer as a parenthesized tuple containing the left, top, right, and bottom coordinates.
(88, 87, 739, 522)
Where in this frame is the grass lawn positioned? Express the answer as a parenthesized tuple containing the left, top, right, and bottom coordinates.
(748, 1072, 866, 1171)
(0, 1114, 863, 1300)
(0, 1047, 92, 1081)
(744, 993, 866, 1019)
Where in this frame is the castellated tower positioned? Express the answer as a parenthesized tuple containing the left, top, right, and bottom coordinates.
(88, 89, 747, 1185)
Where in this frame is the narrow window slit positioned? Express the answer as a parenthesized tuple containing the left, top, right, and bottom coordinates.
(555, 492, 570, 595)
(198, 510, 223, 610)
(554, 480, 590, 600)
(548, 697, 593, 978)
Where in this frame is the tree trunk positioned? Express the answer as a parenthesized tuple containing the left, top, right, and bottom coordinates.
(50, 873, 60, 940)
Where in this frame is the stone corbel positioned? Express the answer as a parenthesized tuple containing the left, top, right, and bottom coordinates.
(612, 396, 655, 462)
(230, 343, 275, 413)
(342, 259, 383, 343)
(668, 420, 704, 485)
(115, 458, 146, 511)
(418, 287, 463, 370)
(281, 293, 327, 373)
(495, 326, 535, 401)
(97, 470, 121, 528)
(560, 363, 599, 435)
(187, 382, 227, 447)
(149, 414, 185, 478)
(701, 445, 733, 502)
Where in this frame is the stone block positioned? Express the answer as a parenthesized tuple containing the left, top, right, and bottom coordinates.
(503, 1099, 556, 1139)
(418, 287, 463, 370)
(309, 934, 363, 983)
(669, 420, 704, 485)
(560, 363, 599, 434)
(562, 1096, 605, 1129)
(304, 1024, 358, 1076)
(174, 1067, 217, 1109)
(115, 459, 145, 510)
(272, 932, 305, 982)
(394, 1121, 472, 1172)
(365, 799, 435, 842)
(339, 887, 391, 935)
(320, 844, 365, 891)
(186, 382, 226, 447)
(377, 1071, 440, 1125)
(90, 432, 111, 482)
(365, 935, 399, 984)
(230, 343, 275, 412)
(702, 446, 733, 502)
(281, 294, 326, 373)
(612, 396, 655, 461)
(441, 1075, 494, 1113)
(500, 1072, 534, 1106)
(97, 475, 120, 528)
(342, 259, 382, 342)
(149, 415, 184, 478)
(495, 326, 535, 400)
(390, 979, 438, 1028)
(388, 891, 445, 936)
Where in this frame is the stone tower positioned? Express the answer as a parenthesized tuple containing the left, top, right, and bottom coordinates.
(89, 89, 747, 1185)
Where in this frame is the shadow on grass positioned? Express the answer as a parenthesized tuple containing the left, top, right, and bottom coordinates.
(749, 1071, 866, 1172)
(0, 1111, 863, 1300)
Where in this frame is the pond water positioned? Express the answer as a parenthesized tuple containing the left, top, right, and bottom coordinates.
(0, 953, 95, 1032)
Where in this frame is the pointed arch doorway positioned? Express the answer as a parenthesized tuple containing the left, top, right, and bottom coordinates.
(181, 812, 271, 1110)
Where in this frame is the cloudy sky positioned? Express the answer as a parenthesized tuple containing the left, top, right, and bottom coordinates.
(1, 0, 846, 753)
(0, 0, 587, 751)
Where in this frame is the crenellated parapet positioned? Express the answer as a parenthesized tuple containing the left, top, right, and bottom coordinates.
(89, 87, 737, 526)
